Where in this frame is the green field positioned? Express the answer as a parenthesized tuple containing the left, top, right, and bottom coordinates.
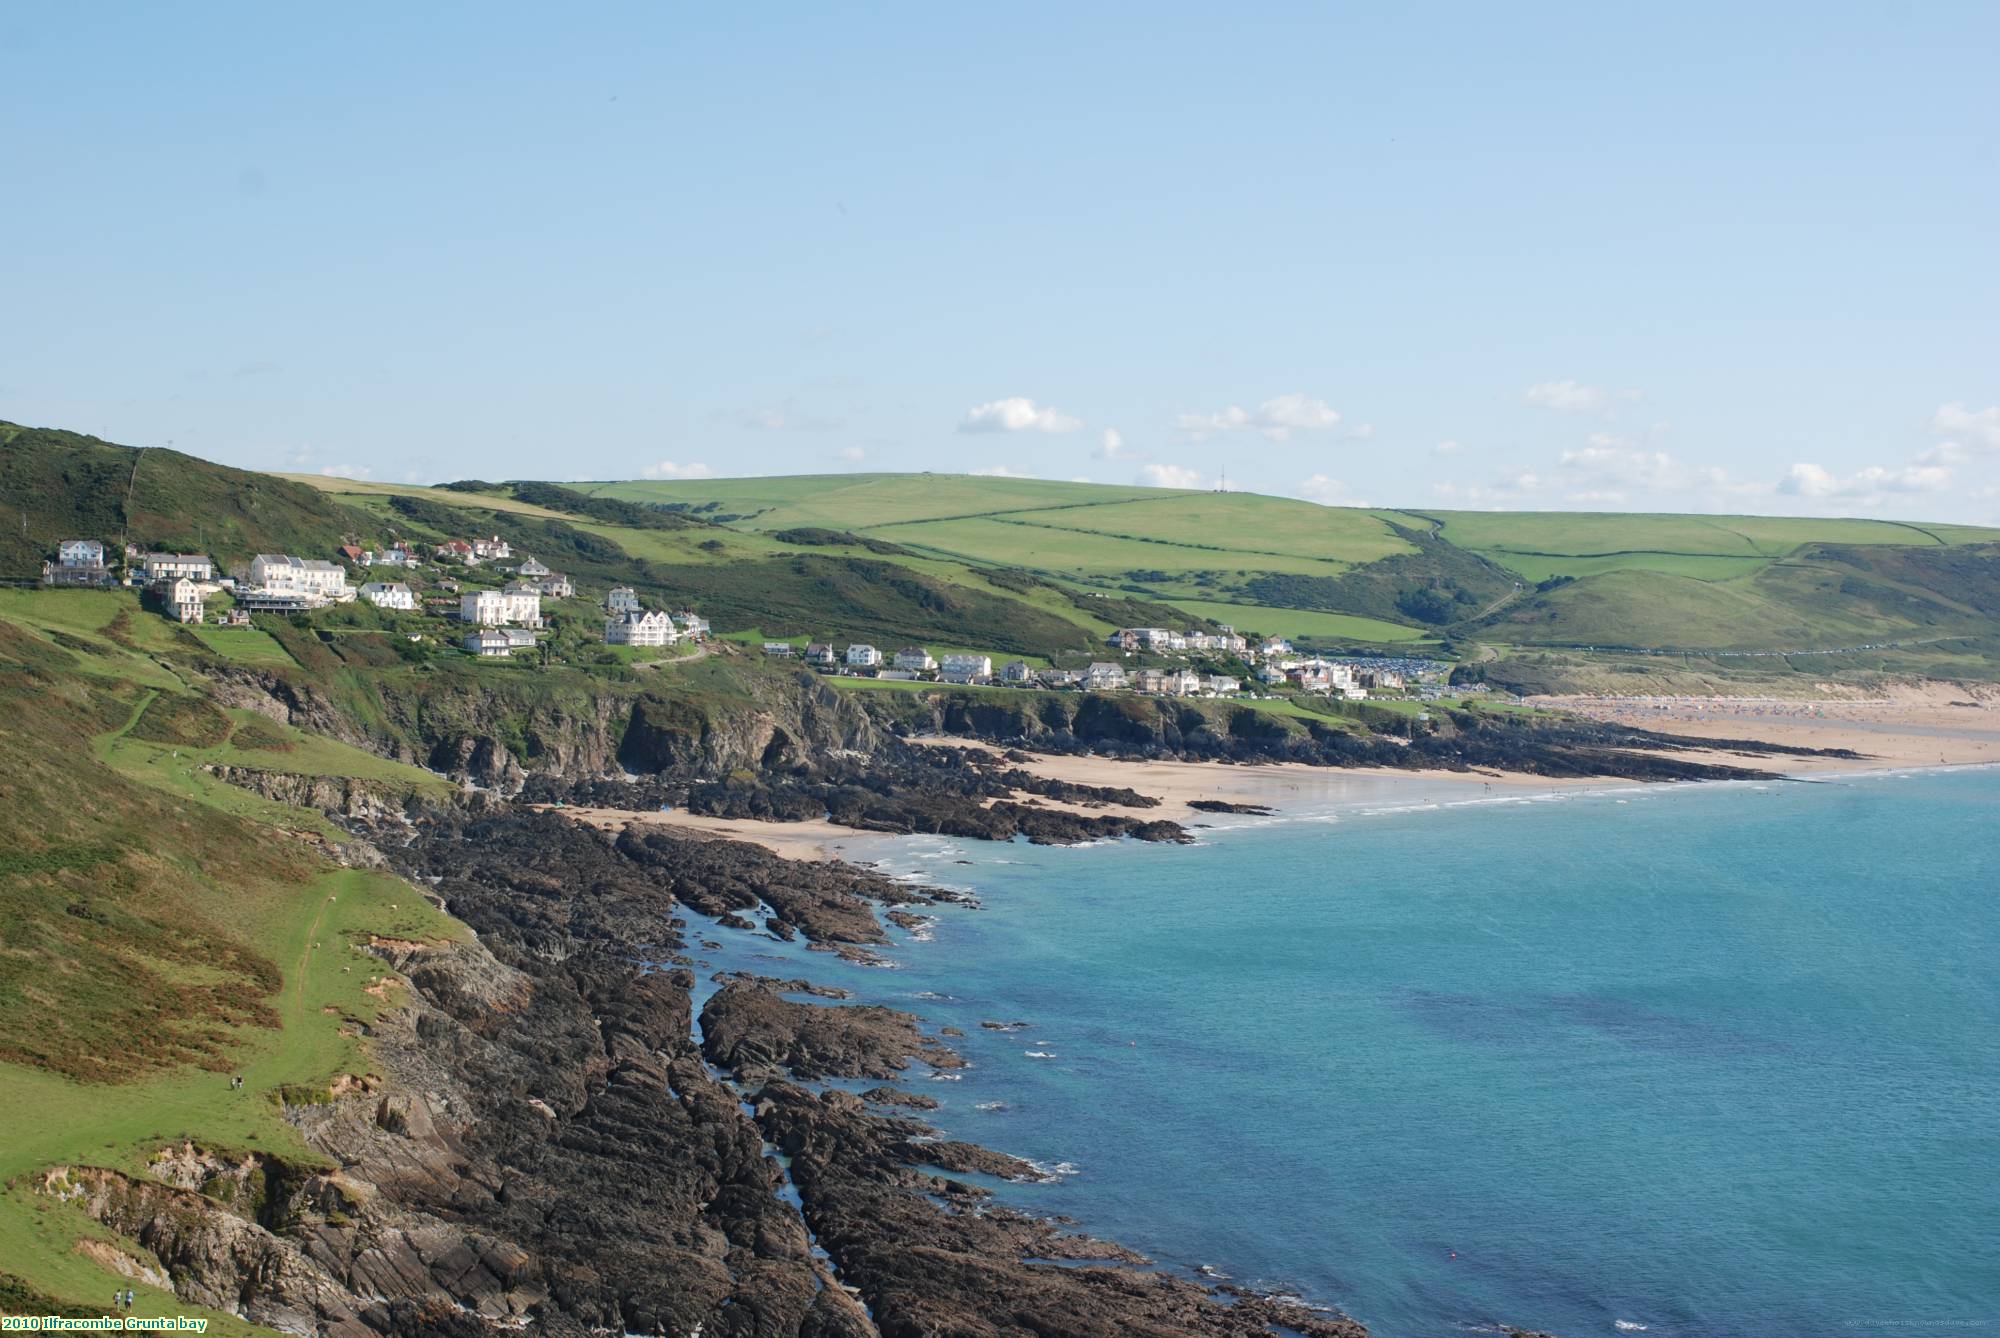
(1162, 598, 1432, 643)
(185, 624, 299, 666)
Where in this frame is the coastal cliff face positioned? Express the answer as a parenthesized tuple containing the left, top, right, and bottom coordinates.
(44, 805, 1367, 1337)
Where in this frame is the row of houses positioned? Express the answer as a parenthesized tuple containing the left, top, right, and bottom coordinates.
(1107, 626, 1251, 655)
(767, 641, 1242, 697)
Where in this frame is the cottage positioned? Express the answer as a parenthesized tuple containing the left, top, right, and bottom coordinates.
(336, 544, 365, 564)
(1084, 662, 1127, 691)
(762, 641, 794, 657)
(606, 586, 642, 613)
(892, 647, 936, 673)
(1166, 668, 1203, 697)
(804, 643, 838, 668)
(142, 553, 215, 583)
(472, 535, 513, 561)
(250, 554, 349, 600)
(535, 573, 575, 600)
(439, 539, 478, 564)
(458, 586, 543, 627)
(364, 546, 416, 568)
(938, 653, 992, 685)
(846, 644, 883, 668)
(1205, 674, 1241, 695)
(464, 628, 516, 657)
(360, 581, 417, 611)
(1132, 667, 1167, 694)
(517, 557, 552, 579)
(604, 610, 678, 647)
(1000, 660, 1033, 685)
(675, 612, 710, 640)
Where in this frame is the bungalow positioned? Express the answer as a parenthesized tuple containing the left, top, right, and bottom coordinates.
(472, 535, 512, 561)
(1000, 660, 1033, 685)
(458, 586, 542, 627)
(1205, 674, 1241, 695)
(1036, 667, 1083, 689)
(535, 573, 575, 600)
(1084, 661, 1128, 691)
(517, 557, 552, 579)
(804, 643, 838, 668)
(142, 553, 215, 583)
(222, 607, 253, 627)
(938, 653, 992, 685)
(250, 554, 349, 600)
(846, 643, 882, 668)
(762, 641, 794, 657)
(606, 586, 642, 613)
(464, 628, 516, 657)
(892, 647, 937, 672)
(604, 610, 678, 647)
(364, 546, 417, 567)
(336, 544, 366, 565)
(360, 581, 417, 611)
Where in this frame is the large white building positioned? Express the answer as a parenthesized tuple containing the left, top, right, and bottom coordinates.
(159, 577, 205, 623)
(57, 539, 105, 568)
(1084, 661, 1127, 691)
(458, 586, 543, 627)
(606, 586, 642, 613)
(892, 647, 936, 672)
(604, 610, 678, 647)
(142, 553, 214, 583)
(846, 643, 882, 668)
(360, 581, 417, 611)
(938, 653, 992, 684)
(250, 554, 348, 600)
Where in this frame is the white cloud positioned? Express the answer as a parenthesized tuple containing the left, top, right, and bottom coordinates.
(642, 460, 716, 479)
(1295, 473, 1361, 505)
(1929, 402, 2000, 456)
(1138, 462, 1214, 489)
(1176, 393, 1341, 443)
(1558, 434, 1680, 488)
(1778, 461, 1952, 500)
(959, 397, 1082, 435)
(1093, 428, 1136, 460)
(1524, 379, 1639, 413)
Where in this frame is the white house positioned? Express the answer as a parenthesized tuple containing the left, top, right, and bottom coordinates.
(675, 612, 710, 640)
(606, 586, 642, 613)
(1166, 667, 1204, 696)
(58, 539, 105, 568)
(458, 586, 542, 627)
(1000, 660, 1033, 684)
(938, 653, 992, 684)
(142, 553, 214, 583)
(1084, 661, 1127, 691)
(250, 554, 349, 600)
(517, 557, 551, 579)
(604, 610, 678, 647)
(159, 577, 204, 623)
(472, 535, 512, 561)
(892, 647, 936, 672)
(846, 643, 882, 668)
(1205, 674, 1241, 695)
(360, 581, 417, 611)
(464, 628, 516, 657)
(804, 643, 837, 668)
(535, 573, 574, 600)
(762, 641, 793, 656)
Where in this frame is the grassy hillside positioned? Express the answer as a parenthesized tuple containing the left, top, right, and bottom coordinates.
(0, 590, 462, 1323)
(0, 421, 384, 578)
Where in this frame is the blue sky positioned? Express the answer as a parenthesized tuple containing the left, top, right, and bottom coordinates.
(4, 3, 1996, 519)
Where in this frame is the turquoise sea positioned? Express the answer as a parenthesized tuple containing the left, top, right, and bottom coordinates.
(696, 767, 2000, 1337)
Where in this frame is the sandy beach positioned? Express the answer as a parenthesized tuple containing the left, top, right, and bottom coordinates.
(1530, 679, 2000, 771)
(557, 682, 2000, 859)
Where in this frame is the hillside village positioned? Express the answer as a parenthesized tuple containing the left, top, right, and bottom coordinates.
(39, 530, 1457, 706)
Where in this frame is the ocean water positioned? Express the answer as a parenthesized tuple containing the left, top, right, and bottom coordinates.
(694, 768, 2000, 1337)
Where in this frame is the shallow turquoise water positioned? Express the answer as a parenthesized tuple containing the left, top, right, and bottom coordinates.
(699, 768, 2000, 1337)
